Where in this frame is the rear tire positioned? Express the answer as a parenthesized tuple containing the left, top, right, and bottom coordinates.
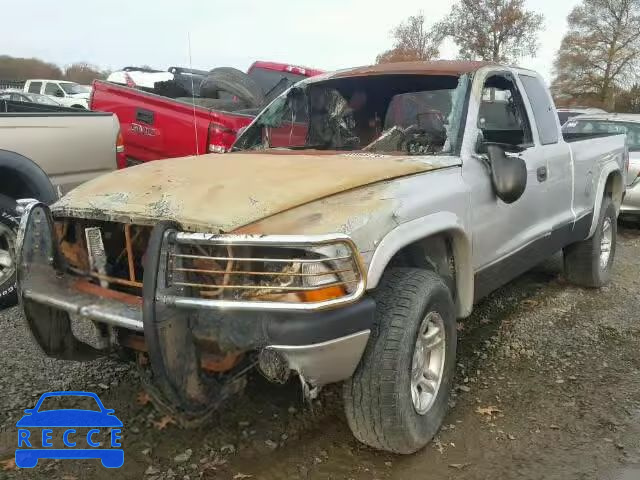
(0, 194, 19, 309)
(564, 196, 617, 287)
(200, 68, 264, 107)
(343, 268, 456, 454)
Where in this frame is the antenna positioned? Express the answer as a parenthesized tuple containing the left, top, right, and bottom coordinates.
(188, 32, 200, 156)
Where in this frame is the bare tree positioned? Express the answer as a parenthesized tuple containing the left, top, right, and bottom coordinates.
(64, 62, 107, 84)
(441, 0, 544, 62)
(376, 13, 442, 64)
(552, 0, 640, 108)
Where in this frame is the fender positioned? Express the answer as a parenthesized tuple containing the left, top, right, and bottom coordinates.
(588, 160, 624, 238)
(366, 211, 473, 318)
(0, 150, 58, 204)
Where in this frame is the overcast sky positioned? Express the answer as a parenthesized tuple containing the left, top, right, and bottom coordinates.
(11, 0, 580, 83)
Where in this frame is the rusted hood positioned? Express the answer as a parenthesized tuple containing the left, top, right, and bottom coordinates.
(52, 152, 459, 232)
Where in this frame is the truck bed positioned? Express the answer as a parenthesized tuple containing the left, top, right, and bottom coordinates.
(90, 80, 255, 165)
(0, 101, 121, 194)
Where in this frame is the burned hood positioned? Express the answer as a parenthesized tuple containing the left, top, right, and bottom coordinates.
(52, 152, 460, 232)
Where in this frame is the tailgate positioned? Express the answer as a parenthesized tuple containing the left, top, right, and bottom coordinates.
(91, 81, 211, 163)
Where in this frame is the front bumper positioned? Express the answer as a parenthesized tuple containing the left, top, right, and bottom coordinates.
(621, 181, 640, 215)
(17, 202, 374, 392)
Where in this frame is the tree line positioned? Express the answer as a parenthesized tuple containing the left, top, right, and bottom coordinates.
(377, 0, 640, 113)
(0, 55, 107, 85)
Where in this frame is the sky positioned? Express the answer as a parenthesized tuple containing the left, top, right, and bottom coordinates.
(7, 0, 581, 84)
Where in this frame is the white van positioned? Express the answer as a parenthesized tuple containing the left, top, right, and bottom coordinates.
(23, 80, 91, 109)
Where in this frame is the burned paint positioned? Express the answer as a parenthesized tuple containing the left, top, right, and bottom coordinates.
(52, 153, 460, 232)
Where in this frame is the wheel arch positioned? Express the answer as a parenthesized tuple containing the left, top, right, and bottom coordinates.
(0, 150, 58, 204)
(366, 212, 473, 318)
(588, 165, 624, 238)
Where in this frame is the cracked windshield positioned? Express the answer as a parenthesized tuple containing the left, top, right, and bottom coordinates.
(1, 1, 640, 479)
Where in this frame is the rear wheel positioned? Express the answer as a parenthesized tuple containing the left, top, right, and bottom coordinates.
(343, 268, 456, 454)
(564, 195, 617, 287)
(0, 194, 19, 308)
(200, 67, 264, 107)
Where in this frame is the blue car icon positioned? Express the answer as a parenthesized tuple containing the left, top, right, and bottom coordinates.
(15, 391, 123, 468)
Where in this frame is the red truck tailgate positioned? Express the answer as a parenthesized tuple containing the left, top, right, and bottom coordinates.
(90, 80, 253, 165)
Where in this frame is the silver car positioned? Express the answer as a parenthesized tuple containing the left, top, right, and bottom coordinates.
(562, 113, 640, 216)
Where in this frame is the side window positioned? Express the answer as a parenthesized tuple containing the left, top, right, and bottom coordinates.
(519, 75, 559, 145)
(44, 83, 62, 96)
(478, 74, 533, 147)
(28, 81, 42, 94)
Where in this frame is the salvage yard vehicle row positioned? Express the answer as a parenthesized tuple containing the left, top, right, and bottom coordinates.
(13, 60, 627, 454)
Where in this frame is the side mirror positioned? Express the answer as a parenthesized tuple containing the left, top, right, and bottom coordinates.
(486, 144, 527, 204)
(55, 90, 64, 97)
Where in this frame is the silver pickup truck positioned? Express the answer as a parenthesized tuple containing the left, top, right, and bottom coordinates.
(14, 61, 627, 454)
(0, 99, 122, 307)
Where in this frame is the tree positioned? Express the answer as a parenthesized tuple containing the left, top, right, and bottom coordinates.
(615, 83, 640, 112)
(64, 62, 107, 84)
(0, 55, 63, 80)
(441, 0, 544, 62)
(552, 0, 640, 109)
(376, 13, 442, 64)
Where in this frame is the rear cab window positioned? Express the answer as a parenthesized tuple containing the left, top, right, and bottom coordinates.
(518, 74, 559, 145)
(27, 81, 42, 94)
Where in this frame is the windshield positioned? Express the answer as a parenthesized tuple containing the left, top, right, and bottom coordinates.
(24, 93, 60, 105)
(60, 83, 89, 94)
(562, 119, 640, 151)
(233, 73, 470, 156)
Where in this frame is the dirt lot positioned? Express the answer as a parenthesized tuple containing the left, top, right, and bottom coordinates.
(1, 225, 639, 480)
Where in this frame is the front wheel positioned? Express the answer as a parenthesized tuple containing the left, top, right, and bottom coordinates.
(564, 195, 617, 287)
(343, 268, 456, 454)
(0, 194, 19, 309)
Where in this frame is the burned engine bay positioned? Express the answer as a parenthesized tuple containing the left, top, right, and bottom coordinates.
(233, 73, 470, 155)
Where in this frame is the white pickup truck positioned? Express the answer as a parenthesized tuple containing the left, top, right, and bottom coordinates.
(14, 61, 627, 454)
(23, 79, 91, 109)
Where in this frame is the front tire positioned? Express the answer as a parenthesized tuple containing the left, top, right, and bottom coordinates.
(564, 195, 617, 287)
(0, 194, 19, 309)
(343, 268, 456, 454)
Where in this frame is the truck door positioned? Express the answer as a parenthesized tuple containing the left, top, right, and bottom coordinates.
(462, 70, 550, 300)
(517, 73, 575, 240)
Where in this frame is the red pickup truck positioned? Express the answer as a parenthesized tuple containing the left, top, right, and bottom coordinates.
(90, 61, 323, 168)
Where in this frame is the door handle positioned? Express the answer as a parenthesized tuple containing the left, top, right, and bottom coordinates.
(537, 166, 547, 182)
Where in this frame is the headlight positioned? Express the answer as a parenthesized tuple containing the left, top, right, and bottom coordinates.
(160, 232, 366, 311)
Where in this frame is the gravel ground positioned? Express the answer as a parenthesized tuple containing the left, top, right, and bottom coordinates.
(1, 225, 639, 480)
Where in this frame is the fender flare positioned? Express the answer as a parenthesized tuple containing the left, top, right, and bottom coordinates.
(366, 211, 474, 318)
(588, 161, 624, 238)
(0, 150, 57, 204)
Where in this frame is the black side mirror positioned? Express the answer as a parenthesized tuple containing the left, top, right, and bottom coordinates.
(55, 90, 64, 97)
(486, 144, 527, 204)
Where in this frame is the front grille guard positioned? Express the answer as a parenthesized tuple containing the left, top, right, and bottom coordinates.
(16, 202, 367, 315)
(158, 231, 367, 312)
